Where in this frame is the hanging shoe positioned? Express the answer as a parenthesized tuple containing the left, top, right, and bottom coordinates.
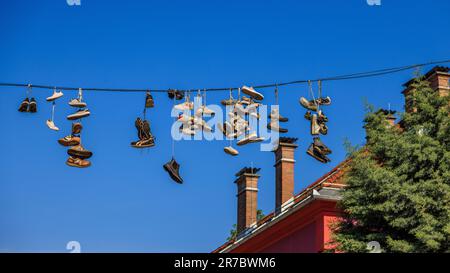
(241, 86, 264, 100)
(313, 137, 332, 155)
(178, 114, 194, 125)
(316, 96, 332, 106)
(46, 90, 64, 102)
(269, 109, 288, 122)
(299, 97, 318, 111)
(66, 156, 91, 168)
(68, 98, 87, 108)
(18, 98, 30, 112)
(145, 92, 154, 108)
(131, 138, 155, 148)
(46, 120, 59, 131)
(319, 123, 328, 135)
(240, 96, 252, 105)
(221, 98, 237, 106)
(67, 109, 90, 120)
(58, 135, 81, 147)
(224, 146, 239, 156)
(174, 101, 193, 111)
(317, 110, 328, 123)
(237, 132, 258, 146)
(168, 89, 184, 100)
(267, 120, 288, 133)
(306, 143, 330, 163)
(72, 122, 83, 135)
(311, 114, 320, 135)
(163, 158, 183, 184)
(67, 144, 93, 159)
(195, 105, 215, 116)
(304, 111, 312, 121)
(29, 98, 37, 113)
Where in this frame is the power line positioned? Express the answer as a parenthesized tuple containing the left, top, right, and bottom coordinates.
(0, 59, 449, 93)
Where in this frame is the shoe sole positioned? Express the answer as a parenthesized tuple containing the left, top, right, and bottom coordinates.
(67, 112, 90, 120)
(66, 161, 91, 168)
(58, 139, 80, 147)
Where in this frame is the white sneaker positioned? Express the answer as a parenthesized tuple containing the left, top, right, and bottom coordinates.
(67, 109, 90, 120)
(174, 101, 194, 111)
(224, 146, 239, 156)
(241, 86, 264, 100)
(237, 132, 258, 146)
(178, 114, 194, 124)
(46, 120, 59, 131)
(68, 98, 87, 108)
(46, 90, 64, 102)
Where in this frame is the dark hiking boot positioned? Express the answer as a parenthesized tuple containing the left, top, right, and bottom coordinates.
(306, 143, 330, 163)
(319, 123, 328, 135)
(316, 96, 331, 106)
(168, 89, 184, 100)
(163, 158, 183, 184)
(313, 137, 332, 155)
(29, 98, 37, 113)
(317, 110, 328, 123)
(18, 98, 30, 112)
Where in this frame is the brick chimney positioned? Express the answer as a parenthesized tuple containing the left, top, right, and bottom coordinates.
(235, 167, 260, 235)
(273, 137, 298, 213)
(376, 109, 397, 127)
(402, 66, 450, 113)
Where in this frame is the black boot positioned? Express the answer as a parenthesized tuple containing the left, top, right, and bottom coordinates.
(163, 157, 183, 184)
(18, 98, 30, 112)
(29, 98, 37, 113)
(306, 143, 331, 163)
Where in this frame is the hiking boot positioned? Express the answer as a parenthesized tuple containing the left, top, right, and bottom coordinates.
(68, 98, 87, 108)
(46, 120, 59, 131)
(46, 90, 64, 102)
(267, 120, 288, 133)
(313, 137, 332, 155)
(58, 135, 81, 147)
(67, 144, 93, 159)
(18, 98, 30, 112)
(72, 122, 83, 135)
(269, 109, 288, 122)
(145, 92, 154, 108)
(29, 98, 37, 113)
(299, 97, 317, 111)
(67, 109, 90, 120)
(163, 158, 183, 184)
(306, 143, 330, 163)
(241, 86, 264, 100)
(224, 146, 239, 156)
(311, 114, 320, 135)
(174, 101, 194, 111)
(66, 156, 91, 168)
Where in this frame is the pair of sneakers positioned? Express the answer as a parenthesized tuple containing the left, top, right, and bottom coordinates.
(67, 89, 90, 120)
(18, 98, 37, 113)
(306, 137, 332, 163)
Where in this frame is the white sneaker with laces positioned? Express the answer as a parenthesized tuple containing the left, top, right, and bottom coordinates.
(46, 90, 64, 102)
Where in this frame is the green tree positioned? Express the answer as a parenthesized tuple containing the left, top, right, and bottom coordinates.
(331, 76, 450, 253)
(227, 210, 265, 241)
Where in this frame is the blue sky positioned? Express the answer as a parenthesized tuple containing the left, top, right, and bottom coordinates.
(0, 0, 449, 252)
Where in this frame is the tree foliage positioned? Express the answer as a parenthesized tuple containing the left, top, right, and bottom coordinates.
(332, 76, 450, 252)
